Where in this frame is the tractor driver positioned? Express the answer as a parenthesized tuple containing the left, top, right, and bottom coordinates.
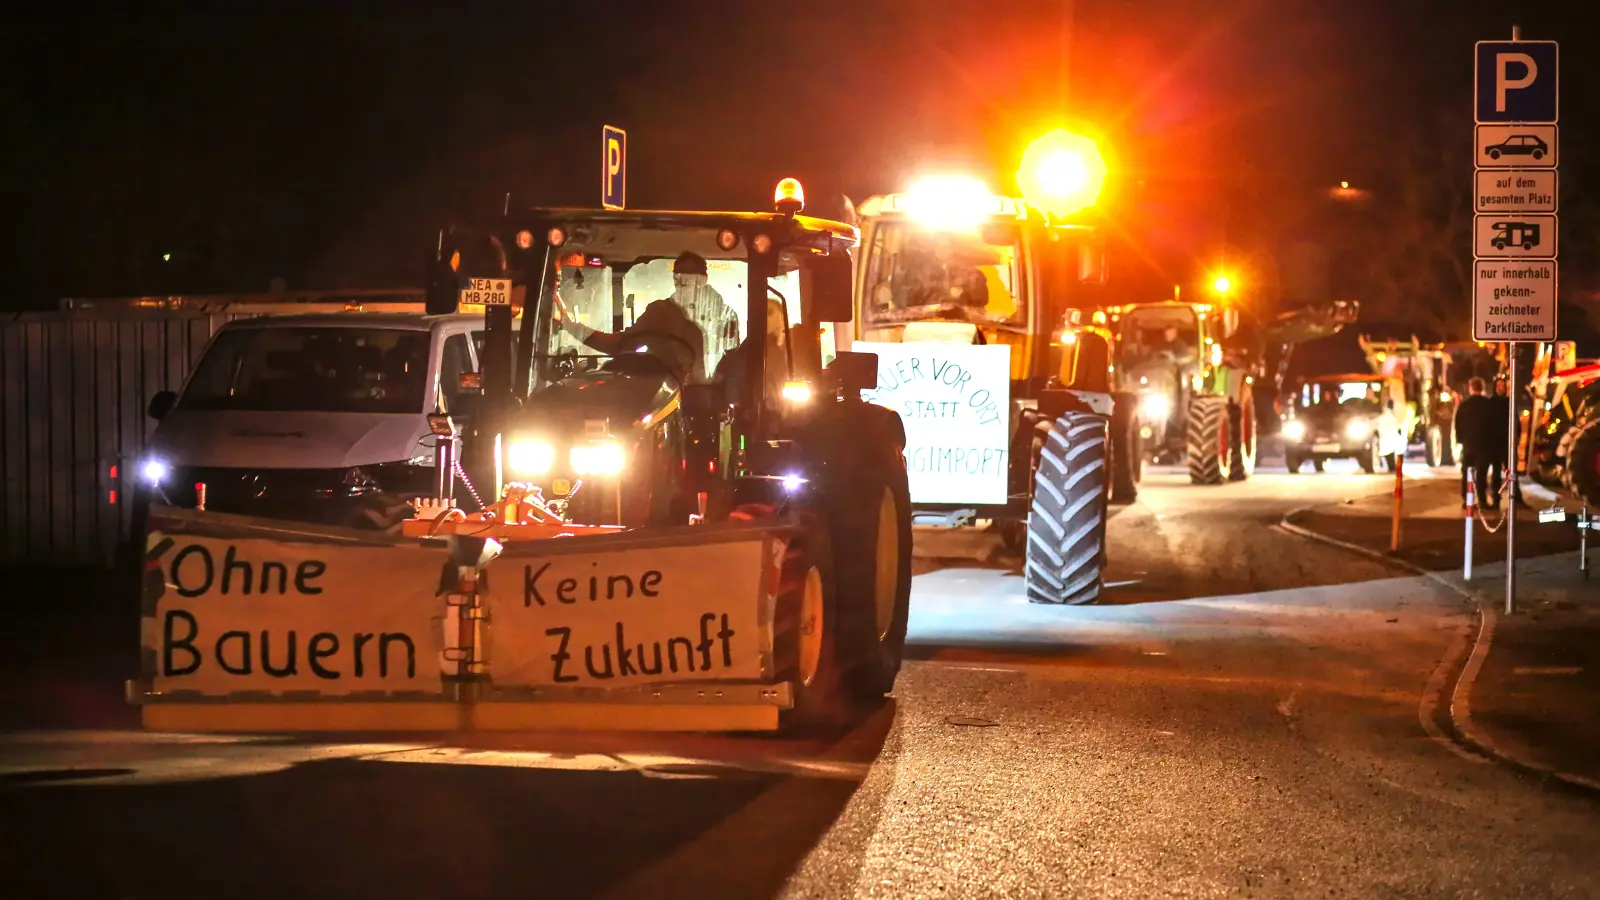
(554, 250, 713, 384)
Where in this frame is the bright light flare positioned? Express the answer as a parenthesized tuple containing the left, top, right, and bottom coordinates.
(1212, 275, 1232, 294)
(507, 440, 556, 475)
(1138, 393, 1172, 421)
(1017, 128, 1107, 218)
(1281, 419, 1307, 442)
(902, 175, 995, 232)
(571, 442, 625, 476)
(781, 381, 813, 403)
(1345, 420, 1372, 440)
(141, 459, 169, 485)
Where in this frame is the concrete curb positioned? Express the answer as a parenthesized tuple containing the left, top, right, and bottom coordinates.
(1278, 501, 1600, 797)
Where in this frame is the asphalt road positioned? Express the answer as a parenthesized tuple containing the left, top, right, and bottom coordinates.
(4, 459, 1599, 899)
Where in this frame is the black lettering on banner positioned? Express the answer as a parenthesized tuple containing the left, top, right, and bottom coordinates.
(163, 609, 201, 675)
(294, 560, 326, 595)
(557, 578, 578, 604)
(585, 644, 615, 679)
(667, 637, 695, 673)
(697, 613, 717, 671)
(221, 546, 252, 595)
(259, 561, 289, 595)
(718, 613, 736, 667)
(525, 561, 550, 607)
(261, 630, 298, 677)
(547, 627, 577, 682)
(216, 630, 252, 675)
(353, 633, 374, 676)
(171, 546, 213, 598)
(379, 633, 416, 678)
(640, 570, 663, 596)
(614, 623, 639, 677)
(607, 574, 634, 599)
(637, 641, 663, 675)
(308, 633, 341, 679)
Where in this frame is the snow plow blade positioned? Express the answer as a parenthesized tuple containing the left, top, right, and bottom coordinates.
(128, 506, 803, 733)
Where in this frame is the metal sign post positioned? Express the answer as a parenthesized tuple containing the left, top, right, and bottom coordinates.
(1473, 26, 1559, 615)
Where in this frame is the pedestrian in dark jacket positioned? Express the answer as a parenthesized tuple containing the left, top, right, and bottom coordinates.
(1454, 377, 1495, 509)
(1486, 377, 1526, 507)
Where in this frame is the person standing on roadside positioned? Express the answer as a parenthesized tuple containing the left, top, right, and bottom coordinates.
(1486, 375, 1527, 508)
(1455, 377, 1496, 509)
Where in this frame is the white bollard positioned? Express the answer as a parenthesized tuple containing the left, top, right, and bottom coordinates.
(1463, 468, 1474, 582)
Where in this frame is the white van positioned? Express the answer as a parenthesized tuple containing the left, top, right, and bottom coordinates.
(139, 311, 484, 530)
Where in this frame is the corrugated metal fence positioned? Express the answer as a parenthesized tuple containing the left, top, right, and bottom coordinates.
(1, 312, 226, 566)
(1, 290, 425, 567)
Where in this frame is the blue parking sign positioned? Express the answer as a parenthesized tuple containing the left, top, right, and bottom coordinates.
(1475, 41, 1557, 123)
(602, 125, 626, 210)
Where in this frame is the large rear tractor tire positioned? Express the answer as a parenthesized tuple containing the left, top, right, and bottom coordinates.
(1186, 394, 1228, 485)
(1569, 420, 1600, 506)
(825, 445, 913, 702)
(1110, 392, 1141, 505)
(1024, 413, 1109, 605)
(746, 507, 847, 733)
(1228, 388, 1257, 482)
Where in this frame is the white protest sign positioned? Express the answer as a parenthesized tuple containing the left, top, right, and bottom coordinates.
(488, 537, 777, 688)
(146, 532, 446, 696)
(854, 341, 1012, 505)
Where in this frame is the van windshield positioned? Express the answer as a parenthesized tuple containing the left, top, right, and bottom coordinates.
(179, 327, 431, 414)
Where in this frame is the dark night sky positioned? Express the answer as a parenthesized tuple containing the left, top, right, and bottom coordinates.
(6, 0, 1596, 336)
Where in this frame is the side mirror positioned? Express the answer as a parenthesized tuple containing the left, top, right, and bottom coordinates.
(805, 251, 854, 323)
(827, 350, 878, 393)
(147, 390, 177, 420)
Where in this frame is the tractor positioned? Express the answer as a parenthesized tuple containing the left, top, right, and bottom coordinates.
(839, 134, 1134, 605)
(1107, 290, 1358, 484)
(1359, 335, 1459, 467)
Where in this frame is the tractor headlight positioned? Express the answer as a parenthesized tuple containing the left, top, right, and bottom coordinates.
(141, 458, 170, 485)
(1281, 419, 1306, 442)
(507, 439, 557, 476)
(1345, 419, 1372, 440)
(571, 442, 625, 476)
(1138, 393, 1172, 421)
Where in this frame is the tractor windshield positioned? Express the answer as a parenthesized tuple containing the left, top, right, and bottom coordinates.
(860, 219, 1026, 328)
(529, 223, 802, 391)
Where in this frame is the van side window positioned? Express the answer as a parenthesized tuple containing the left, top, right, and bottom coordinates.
(440, 333, 472, 413)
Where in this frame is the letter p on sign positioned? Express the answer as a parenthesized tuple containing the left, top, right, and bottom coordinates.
(602, 125, 626, 210)
(1475, 41, 1558, 124)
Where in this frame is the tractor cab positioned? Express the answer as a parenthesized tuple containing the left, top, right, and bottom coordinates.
(425, 182, 877, 528)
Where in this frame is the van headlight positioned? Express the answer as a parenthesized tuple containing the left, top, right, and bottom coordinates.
(506, 439, 557, 475)
(1281, 419, 1306, 442)
(571, 442, 625, 475)
(1345, 419, 1372, 440)
(1138, 393, 1172, 421)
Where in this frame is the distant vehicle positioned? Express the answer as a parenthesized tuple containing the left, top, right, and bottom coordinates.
(1485, 135, 1548, 160)
(1279, 373, 1408, 475)
(139, 310, 486, 531)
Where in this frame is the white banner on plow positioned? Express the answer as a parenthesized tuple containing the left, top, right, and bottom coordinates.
(486, 534, 781, 689)
(144, 529, 448, 696)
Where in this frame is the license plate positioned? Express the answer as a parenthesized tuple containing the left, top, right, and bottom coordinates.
(1311, 442, 1341, 453)
(460, 277, 512, 306)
